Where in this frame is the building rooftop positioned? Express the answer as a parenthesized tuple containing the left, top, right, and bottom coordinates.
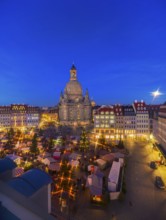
(0, 203, 20, 220)
(8, 168, 52, 197)
(0, 158, 17, 174)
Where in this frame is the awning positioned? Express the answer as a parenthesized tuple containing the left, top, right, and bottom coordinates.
(13, 167, 24, 177)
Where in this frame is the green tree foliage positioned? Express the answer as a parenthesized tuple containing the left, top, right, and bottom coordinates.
(6, 128, 15, 149)
(79, 128, 89, 152)
(30, 133, 39, 155)
(7, 128, 15, 138)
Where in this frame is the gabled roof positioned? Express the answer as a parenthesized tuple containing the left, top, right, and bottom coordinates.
(0, 157, 17, 174)
(114, 104, 123, 116)
(133, 100, 148, 113)
(8, 168, 52, 197)
(123, 105, 135, 116)
(95, 105, 114, 114)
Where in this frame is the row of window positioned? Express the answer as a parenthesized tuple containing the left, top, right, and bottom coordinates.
(137, 125, 149, 128)
(137, 120, 149, 123)
(100, 111, 114, 115)
(95, 124, 114, 128)
(137, 107, 146, 110)
(124, 126, 135, 128)
(137, 115, 148, 118)
(95, 116, 114, 119)
(95, 125, 149, 129)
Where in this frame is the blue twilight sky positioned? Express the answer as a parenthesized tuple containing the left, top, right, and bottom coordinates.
(0, 0, 166, 106)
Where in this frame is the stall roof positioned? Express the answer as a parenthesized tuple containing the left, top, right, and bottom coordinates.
(8, 168, 52, 197)
(0, 157, 17, 174)
(108, 161, 121, 184)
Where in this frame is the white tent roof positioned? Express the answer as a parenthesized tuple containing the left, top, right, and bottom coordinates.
(48, 163, 60, 171)
(43, 157, 56, 163)
(69, 160, 79, 167)
(108, 161, 121, 184)
(95, 159, 106, 166)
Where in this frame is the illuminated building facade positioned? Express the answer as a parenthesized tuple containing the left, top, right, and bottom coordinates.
(0, 104, 40, 129)
(92, 105, 101, 123)
(147, 104, 160, 134)
(93, 101, 150, 140)
(133, 100, 149, 137)
(156, 104, 166, 151)
(40, 106, 59, 128)
(58, 65, 92, 126)
(0, 106, 11, 128)
(11, 105, 27, 128)
(94, 105, 115, 139)
(114, 104, 124, 139)
(123, 105, 136, 137)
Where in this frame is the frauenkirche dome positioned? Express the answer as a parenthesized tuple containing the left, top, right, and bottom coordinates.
(65, 80, 82, 97)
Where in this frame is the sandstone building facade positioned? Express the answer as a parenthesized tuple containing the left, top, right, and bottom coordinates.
(58, 65, 92, 126)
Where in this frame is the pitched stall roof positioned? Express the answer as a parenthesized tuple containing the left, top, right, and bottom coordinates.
(8, 168, 52, 197)
(0, 158, 17, 174)
(87, 174, 103, 196)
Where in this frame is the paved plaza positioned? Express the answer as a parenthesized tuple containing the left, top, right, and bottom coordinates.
(70, 140, 166, 220)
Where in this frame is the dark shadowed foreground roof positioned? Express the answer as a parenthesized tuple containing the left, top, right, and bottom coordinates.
(0, 157, 17, 174)
(8, 168, 52, 197)
(0, 203, 20, 220)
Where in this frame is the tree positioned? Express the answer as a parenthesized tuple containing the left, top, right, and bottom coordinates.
(30, 134, 39, 156)
(7, 128, 15, 138)
(56, 160, 76, 200)
(48, 137, 54, 151)
(6, 128, 15, 150)
(38, 128, 44, 136)
(79, 128, 89, 152)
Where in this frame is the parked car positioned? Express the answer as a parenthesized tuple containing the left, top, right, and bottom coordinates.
(155, 176, 165, 189)
(150, 161, 158, 169)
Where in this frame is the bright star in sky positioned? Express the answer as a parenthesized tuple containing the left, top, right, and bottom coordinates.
(151, 88, 163, 100)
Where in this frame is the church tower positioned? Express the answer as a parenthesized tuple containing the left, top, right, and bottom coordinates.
(58, 65, 92, 126)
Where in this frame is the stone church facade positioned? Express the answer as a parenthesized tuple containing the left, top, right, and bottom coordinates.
(58, 65, 92, 126)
